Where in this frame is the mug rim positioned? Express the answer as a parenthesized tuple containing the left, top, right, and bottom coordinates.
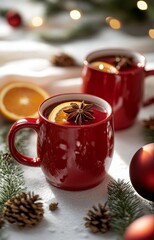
(84, 48, 146, 74)
(39, 93, 113, 128)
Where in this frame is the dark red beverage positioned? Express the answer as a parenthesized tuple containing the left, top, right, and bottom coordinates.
(90, 55, 139, 73)
(44, 101, 108, 126)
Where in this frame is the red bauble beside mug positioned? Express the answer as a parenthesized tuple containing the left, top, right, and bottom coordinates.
(129, 143, 154, 201)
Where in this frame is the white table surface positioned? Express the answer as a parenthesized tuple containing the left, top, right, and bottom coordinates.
(0, 26, 154, 240)
(1, 77, 153, 240)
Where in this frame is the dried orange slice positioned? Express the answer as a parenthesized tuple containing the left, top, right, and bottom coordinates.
(48, 101, 81, 124)
(90, 61, 118, 74)
(0, 81, 49, 121)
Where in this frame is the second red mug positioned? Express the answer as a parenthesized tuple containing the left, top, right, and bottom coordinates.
(82, 48, 154, 130)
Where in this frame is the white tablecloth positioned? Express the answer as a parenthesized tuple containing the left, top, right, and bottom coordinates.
(0, 29, 154, 240)
(2, 77, 153, 240)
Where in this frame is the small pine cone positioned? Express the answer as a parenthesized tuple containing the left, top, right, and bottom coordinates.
(143, 116, 154, 130)
(50, 53, 77, 67)
(49, 202, 58, 211)
(84, 203, 111, 233)
(3, 192, 44, 227)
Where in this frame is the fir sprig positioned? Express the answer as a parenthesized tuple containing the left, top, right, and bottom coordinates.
(146, 201, 154, 213)
(143, 116, 154, 143)
(0, 122, 32, 239)
(107, 179, 144, 237)
(84, 179, 154, 237)
(0, 123, 31, 211)
(0, 153, 25, 212)
(143, 129, 154, 143)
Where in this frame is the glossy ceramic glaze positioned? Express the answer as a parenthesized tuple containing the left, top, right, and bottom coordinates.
(82, 49, 154, 130)
(8, 93, 114, 191)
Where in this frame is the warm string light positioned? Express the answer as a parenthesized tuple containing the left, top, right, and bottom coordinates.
(149, 29, 154, 39)
(70, 9, 81, 20)
(99, 64, 104, 70)
(106, 17, 121, 30)
(137, 1, 148, 10)
(29, 16, 44, 28)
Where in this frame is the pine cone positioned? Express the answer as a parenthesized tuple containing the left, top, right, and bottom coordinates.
(3, 192, 44, 227)
(49, 202, 58, 211)
(50, 52, 77, 67)
(84, 203, 111, 233)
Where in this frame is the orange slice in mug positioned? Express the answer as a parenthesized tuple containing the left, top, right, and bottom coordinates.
(48, 101, 81, 124)
(90, 61, 118, 74)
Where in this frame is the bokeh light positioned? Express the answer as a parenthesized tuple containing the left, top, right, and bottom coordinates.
(137, 1, 148, 10)
(149, 29, 154, 38)
(70, 10, 81, 20)
(106, 17, 121, 29)
(31, 16, 43, 27)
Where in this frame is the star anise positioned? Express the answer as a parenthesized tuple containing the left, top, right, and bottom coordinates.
(114, 56, 133, 70)
(63, 101, 95, 125)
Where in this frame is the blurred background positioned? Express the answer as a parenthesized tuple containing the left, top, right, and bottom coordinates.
(0, 0, 154, 92)
(0, 0, 154, 40)
(0, 0, 154, 45)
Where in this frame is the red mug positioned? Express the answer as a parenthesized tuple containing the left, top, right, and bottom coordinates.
(82, 48, 154, 130)
(8, 93, 114, 191)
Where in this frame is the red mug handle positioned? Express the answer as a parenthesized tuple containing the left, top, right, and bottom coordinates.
(144, 70, 154, 106)
(8, 118, 41, 167)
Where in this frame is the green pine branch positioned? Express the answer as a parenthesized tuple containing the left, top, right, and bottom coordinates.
(143, 129, 154, 144)
(144, 200, 154, 213)
(0, 153, 26, 212)
(107, 179, 145, 237)
(0, 122, 32, 239)
(0, 123, 31, 211)
(84, 179, 153, 238)
(142, 116, 154, 143)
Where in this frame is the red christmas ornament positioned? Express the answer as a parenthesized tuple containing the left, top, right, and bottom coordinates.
(129, 143, 154, 201)
(124, 214, 154, 240)
(6, 10, 22, 28)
